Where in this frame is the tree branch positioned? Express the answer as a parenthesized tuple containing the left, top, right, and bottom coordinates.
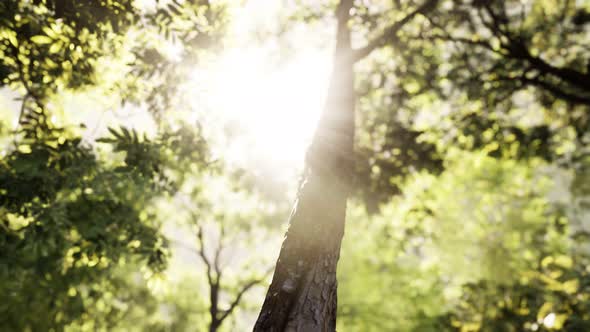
(196, 225, 215, 287)
(524, 53, 590, 90)
(217, 278, 263, 324)
(213, 223, 224, 279)
(477, 4, 590, 90)
(424, 4, 590, 106)
(218, 267, 273, 324)
(13, 93, 30, 146)
(351, 0, 439, 62)
(523, 77, 590, 105)
(424, 34, 500, 54)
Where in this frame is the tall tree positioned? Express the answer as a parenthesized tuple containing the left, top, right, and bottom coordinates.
(254, 0, 438, 330)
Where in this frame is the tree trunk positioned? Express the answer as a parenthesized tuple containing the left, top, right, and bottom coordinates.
(209, 282, 220, 332)
(253, 1, 354, 331)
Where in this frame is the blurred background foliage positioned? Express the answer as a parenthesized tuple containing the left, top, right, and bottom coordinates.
(1, 0, 590, 331)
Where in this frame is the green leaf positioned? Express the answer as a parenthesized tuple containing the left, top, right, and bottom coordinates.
(96, 138, 116, 143)
(49, 41, 63, 54)
(121, 127, 131, 140)
(31, 35, 53, 44)
(108, 127, 123, 139)
(8, 33, 18, 47)
(42, 26, 58, 38)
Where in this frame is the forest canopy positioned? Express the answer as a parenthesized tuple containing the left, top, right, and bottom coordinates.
(1, 0, 589, 331)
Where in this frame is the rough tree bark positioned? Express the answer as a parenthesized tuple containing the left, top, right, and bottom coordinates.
(253, 1, 438, 330)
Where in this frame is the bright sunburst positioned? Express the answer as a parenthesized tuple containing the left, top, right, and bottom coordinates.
(179, 0, 334, 179)
(189, 46, 330, 172)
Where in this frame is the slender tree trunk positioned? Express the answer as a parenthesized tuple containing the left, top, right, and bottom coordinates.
(209, 282, 220, 332)
(253, 1, 355, 331)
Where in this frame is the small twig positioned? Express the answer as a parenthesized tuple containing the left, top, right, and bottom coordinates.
(217, 267, 273, 324)
(351, 0, 439, 62)
(13, 93, 30, 146)
(196, 225, 215, 286)
(213, 223, 224, 277)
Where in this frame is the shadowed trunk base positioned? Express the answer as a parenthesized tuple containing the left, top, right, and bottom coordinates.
(253, 168, 348, 332)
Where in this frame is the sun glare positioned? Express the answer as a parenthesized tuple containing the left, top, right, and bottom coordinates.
(189, 47, 330, 171)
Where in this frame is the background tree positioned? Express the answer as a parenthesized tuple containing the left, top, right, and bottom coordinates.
(176, 173, 285, 332)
